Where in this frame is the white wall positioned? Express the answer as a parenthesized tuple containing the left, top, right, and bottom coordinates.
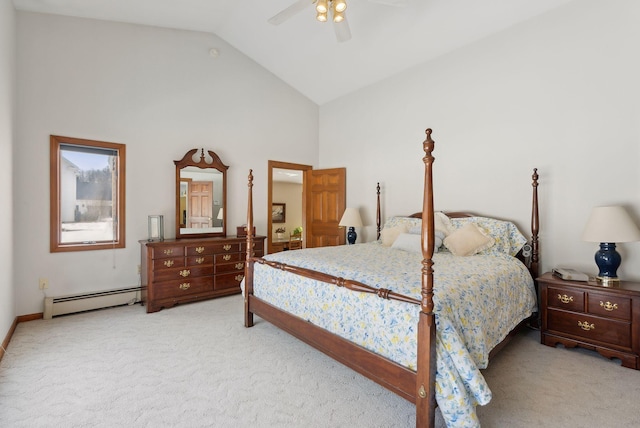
(320, 0, 640, 280)
(0, 0, 16, 340)
(15, 12, 319, 315)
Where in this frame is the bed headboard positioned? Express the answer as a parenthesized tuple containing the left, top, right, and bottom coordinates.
(387, 169, 540, 281)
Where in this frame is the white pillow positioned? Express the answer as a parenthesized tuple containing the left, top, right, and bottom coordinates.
(380, 224, 408, 246)
(443, 223, 495, 256)
(435, 211, 452, 236)
(391, 233, 422, 253)
(407, 212, 451, 236)
(391, 233, 443, 253)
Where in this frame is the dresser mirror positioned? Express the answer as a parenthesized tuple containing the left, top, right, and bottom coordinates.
(175, 148, 228, 238)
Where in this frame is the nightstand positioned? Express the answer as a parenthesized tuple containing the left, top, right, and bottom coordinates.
(538, 272, 640, 369)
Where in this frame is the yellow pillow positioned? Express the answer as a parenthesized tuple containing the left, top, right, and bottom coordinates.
(443, 223, 495, 256)
(380, 224, 408, 246)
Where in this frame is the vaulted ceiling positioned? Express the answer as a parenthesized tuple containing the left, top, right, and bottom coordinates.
(12, 0, 574, 104)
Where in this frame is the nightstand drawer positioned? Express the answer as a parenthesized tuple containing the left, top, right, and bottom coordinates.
(548, 309, 631, 349)
(587, 292, 631, 321)
(547, 286, 584, 312)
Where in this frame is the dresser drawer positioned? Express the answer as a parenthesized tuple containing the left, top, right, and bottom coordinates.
(186, 255, 213, 267)
(215, 253, 243, 263)
(215, 272, 245, 290)
(547, 286, 584, 312)
(216, 260, 245, 274)
(152, 257, 185, 270)
(587, 292, 631, 321)
(151, 246, 185, 259)
(153, 276, 213, 299)
(547, 309, 631, 349)
(210, 242, 239, 253)
(185, 244, 214, 256)
(153, 265, 214, 282)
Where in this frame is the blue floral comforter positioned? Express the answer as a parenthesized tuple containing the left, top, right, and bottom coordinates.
(247, 242, 536, 427)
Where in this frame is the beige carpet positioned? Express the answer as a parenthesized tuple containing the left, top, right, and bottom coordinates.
(1, 295, 639, 427)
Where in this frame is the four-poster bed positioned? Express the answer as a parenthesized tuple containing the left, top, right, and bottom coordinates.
(242, 129, 540, 427)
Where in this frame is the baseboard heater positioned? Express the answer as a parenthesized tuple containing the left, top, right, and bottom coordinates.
(43, 287, 141, 319)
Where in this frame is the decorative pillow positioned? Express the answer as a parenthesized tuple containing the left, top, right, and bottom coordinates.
(448, 217, 527, 256)
(380, 224, 408, 246)
(443, 223, 495, 257)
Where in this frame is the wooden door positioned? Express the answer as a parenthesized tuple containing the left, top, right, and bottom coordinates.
(189, 181, 213, 228)
(305, 168, 346, 248)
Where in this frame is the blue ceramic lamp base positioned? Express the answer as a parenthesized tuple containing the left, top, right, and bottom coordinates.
(346, 227, 357, 245)
(595, 242, 621, 285)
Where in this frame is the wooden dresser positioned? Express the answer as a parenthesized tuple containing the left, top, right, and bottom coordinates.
(538, 272, 640, 369)
(140, 236, 265, 313)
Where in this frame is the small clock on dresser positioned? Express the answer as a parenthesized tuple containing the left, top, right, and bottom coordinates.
(538, 272, 640, 369)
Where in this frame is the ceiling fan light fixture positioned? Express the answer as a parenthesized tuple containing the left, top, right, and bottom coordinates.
(316, 0, 328, 14)
(316, 11, 328, 22)
(334, 0, 347, 13)
(333, 10, 345, 23)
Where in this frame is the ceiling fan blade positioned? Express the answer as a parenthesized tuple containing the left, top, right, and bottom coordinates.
(334, 17, 352, 43)
(268, 0, 313, 25)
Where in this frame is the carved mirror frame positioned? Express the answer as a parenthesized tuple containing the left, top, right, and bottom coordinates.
(175, 148, 228, 239)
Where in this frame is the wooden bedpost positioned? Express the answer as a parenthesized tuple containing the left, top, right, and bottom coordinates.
(376, 182, 381, 240)
(244, 169, 255, 328)
(416, 129, 436, 428)
(530, 168, 540, 279)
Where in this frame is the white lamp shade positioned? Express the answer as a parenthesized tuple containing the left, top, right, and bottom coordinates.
(339, 207, 363, 227)
(581, 206, 640, 243)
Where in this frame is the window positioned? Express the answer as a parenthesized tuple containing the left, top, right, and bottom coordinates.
(50, 135, 126, 252)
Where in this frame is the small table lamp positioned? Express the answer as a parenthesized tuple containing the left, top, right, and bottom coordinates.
(581, 206, 640, 285)
(339, 207, 363, 245)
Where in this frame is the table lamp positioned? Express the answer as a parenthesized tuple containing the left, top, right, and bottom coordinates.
(339, 207, 363, 245)
(581, 206, 640, 285)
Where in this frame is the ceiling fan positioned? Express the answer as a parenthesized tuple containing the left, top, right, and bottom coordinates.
(268, 0, 408, 43)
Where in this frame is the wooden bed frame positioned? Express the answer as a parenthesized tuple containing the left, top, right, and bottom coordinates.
(243, 129, 540, 427)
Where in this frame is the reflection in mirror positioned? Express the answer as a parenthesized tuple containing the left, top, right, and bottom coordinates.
(267, 160, 311, 254)
(175, 149, 228, 238)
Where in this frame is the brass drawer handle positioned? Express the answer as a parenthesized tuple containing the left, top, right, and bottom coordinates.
(600, 301, 618, 311)
(235, 274, 244, 282)
(163, 260, 174, 268)
(163, 249, 173, 255)
(223, 244, 232, 251)
(235, 262, 244, 270)
(578, 321, 595, 331)
(195, 246, 205, 254)
(195, 257, 205, 264)
(179, 269, 191, 277)
(179, 283, 190, 290)
(558, 294, 574, 304)
(223, 254, 231, 261)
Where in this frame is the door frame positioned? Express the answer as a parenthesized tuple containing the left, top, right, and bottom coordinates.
(268, 160, 312, 254)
